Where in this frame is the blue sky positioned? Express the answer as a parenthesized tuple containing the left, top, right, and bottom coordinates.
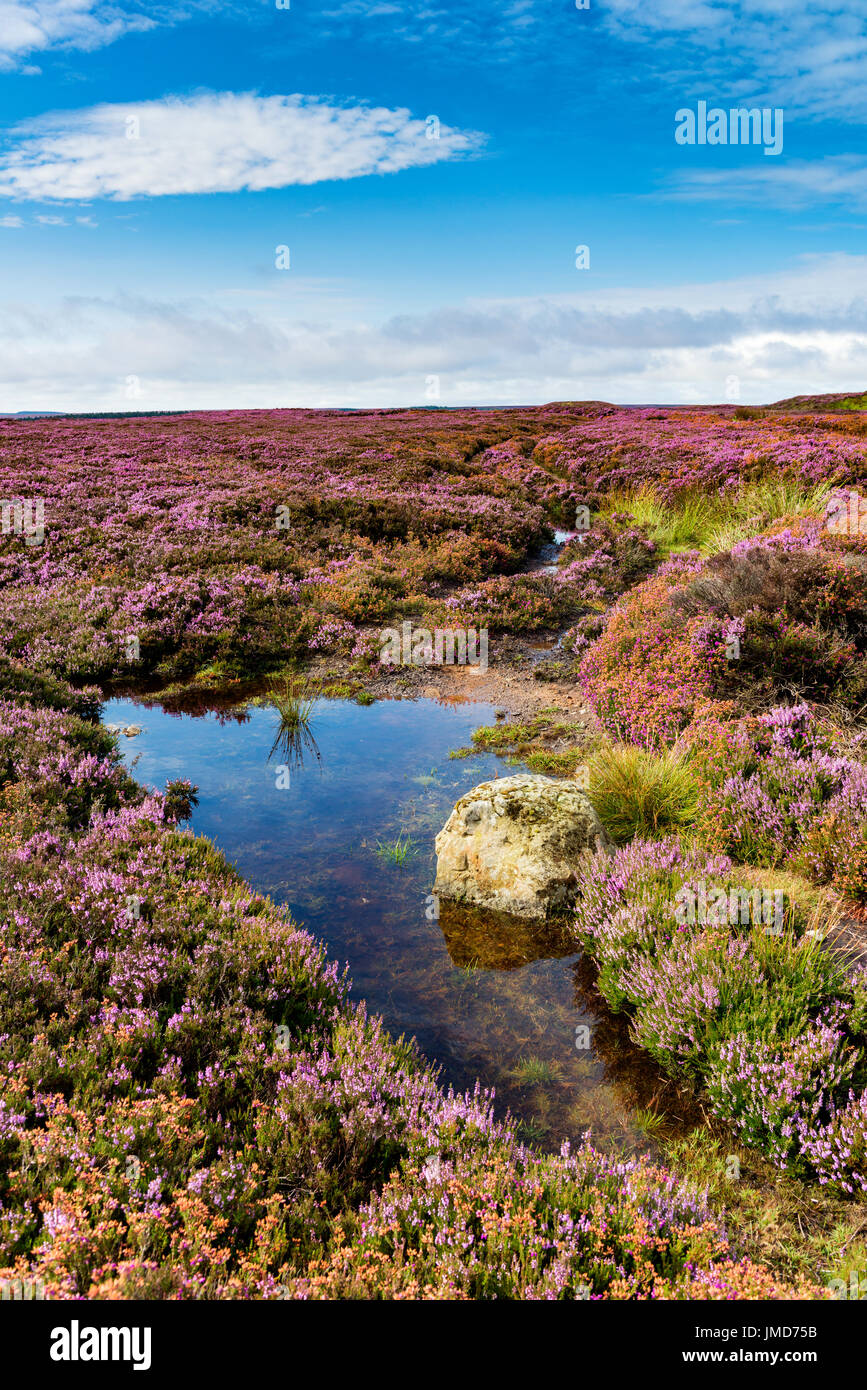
(0, 0, 865, 409)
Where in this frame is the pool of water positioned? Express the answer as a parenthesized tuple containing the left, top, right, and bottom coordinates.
(104, 692, 653, 1155)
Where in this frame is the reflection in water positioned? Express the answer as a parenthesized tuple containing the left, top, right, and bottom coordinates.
(104, 693, 662, 1157)
(438, 900, 574, 972)
(267, 714, 322, 772)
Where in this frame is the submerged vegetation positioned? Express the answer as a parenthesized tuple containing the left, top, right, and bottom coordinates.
(375, 832, 416, 864)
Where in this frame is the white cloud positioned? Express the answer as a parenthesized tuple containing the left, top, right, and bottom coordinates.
(1, 253, 865, 409)
(0, 1, 153, 70)
(0, 211, 97, 226)
(0, 1, 233, 70)
(0, 92, 484, 201)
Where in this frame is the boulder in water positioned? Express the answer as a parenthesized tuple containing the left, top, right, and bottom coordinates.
(433, 772, 607, 921)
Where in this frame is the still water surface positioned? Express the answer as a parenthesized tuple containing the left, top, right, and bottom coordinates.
(105, 692, 653, 1154)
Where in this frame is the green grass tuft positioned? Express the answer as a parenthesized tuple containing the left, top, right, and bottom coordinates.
(588, 742, 699, 844)
(268, 677, 315, 729)
(375, 833, 416, 865)
(599, 478, 836, 560)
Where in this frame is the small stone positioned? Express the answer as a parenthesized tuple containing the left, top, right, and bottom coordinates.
(122, 725, 142, 737)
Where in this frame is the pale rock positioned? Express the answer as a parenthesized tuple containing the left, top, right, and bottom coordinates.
(434, 772, 607, 920)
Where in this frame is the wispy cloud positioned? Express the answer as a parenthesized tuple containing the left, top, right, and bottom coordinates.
(314, 0, 550, 59)
(0, 1, 235, 71)
(0, 1, 153, 71)
(0, 91, 484, 201)
(2, 254, 865, 409)
(0, 211, 97, 226)
(603, 0, 867, 122)
(277, 1, 867, 123)
(665, 154, 867, 211)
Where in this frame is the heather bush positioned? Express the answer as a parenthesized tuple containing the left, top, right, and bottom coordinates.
(684, 703, 867, 899)
(442, 570, 580, 631)
(707, 1010, 860, 1171)
(628, 926, 847, 1085)
(0, 656, 102, 721)
(0, 698, 137, 834)
(798, 1087, 867, 1195)
(578, 555, 710, 745)
(580, 525, 867, 745)
(573, 838, 739, 1012)
(572, 837, 867, 1190)
(285, 1137, 815, 1300)
(557, 517, 658, 597)
(801, 786, 867, 901)
(624, 931, 761, 1075)
(669, 536, 867, 707)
